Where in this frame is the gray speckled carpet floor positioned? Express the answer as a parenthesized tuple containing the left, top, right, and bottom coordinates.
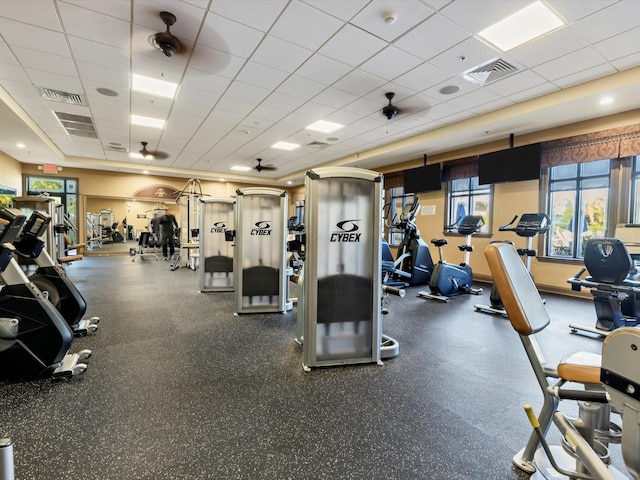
(0, 255, 622, 479)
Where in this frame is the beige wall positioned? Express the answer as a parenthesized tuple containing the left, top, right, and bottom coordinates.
(15, 110, 639, 295)
(0, 152, 23, 195)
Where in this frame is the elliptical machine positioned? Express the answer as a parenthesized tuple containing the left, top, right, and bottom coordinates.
(0, 207, 90, 382)
(381, 198, 434, 287)
(474, 213, 550, 316)
(12, 211, 99, 336)
(418, 215, 484, 302)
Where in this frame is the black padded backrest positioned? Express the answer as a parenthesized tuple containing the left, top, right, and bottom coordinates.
(583, 238, 632, 284)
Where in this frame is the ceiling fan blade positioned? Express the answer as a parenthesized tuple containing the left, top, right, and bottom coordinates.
(151, 151, 170, 160)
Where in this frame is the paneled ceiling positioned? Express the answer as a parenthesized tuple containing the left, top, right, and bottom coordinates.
(1, 0, 639, 186)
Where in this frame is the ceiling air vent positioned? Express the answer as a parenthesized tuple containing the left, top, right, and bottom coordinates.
(462, 58, 518, 86)
(54, 111, 98, 139)
(308, 141, 330, 149)
(40, 87, 86, 105)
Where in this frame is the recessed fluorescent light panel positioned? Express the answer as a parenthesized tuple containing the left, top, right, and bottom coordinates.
(131, 114, 165, 129)
(132, 74, 178, 98)
(305, 120, 344, 134)
(130, 153, 146, 160)
(231, 165, 252, 172)
(478, 1, 564, 51)
(271, 141, 300, 151)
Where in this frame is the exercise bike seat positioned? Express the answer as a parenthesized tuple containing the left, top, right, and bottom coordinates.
(431, 239, 448, 248)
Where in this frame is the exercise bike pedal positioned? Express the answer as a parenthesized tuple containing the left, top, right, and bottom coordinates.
(417, 291, 450, 303)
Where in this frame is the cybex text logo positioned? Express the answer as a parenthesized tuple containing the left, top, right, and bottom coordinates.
(330, 220, 361, 242)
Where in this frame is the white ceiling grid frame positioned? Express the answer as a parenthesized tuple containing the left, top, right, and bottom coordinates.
(349, 0, 436, 42)
(319, 23, 387, 66)
(359, 45, 424, 82)
(569, 0, 640, 44)
(392, 13, 470, 61)
(269, 0, 345, 51)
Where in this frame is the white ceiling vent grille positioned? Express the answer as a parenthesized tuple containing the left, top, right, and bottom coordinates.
(54, 111, 98, 139)
(40, 87, 86, 105)
(462, 58, 519, 86)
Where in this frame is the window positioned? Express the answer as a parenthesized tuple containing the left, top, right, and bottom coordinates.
(546, 159, 610, 258)
(26, 175, 79, 243)
(446, 177, 492, 234)
(384, 187, 414, 246)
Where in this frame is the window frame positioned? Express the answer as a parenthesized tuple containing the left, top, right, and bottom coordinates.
(445, 176, 493, 236)
(538, 156, 636, 261)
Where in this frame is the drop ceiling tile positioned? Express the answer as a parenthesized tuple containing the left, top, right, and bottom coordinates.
(552, 63, 617, 89)
(175, 86, 220, 108)
(295, 54, 352, 86)
(58, 2, 130, 47)
(225, 81, 271, 104)
(0, 0, 62, 29)
(247, 105, 288, 123)
(198, 13, 264, 58)
(251, 36, 313, 73)
(506, 83, 560, 103)
(508, 27, 588, 68)
(319, 24, 387, 66)
(570, 1, 640, 44)
(188, 45, 246, 78)
(0, 63, 29, 83)
(0, 18, 70, 56)
(130, 53, 184, 84)
(469, 97, 514, 115)
(216, 96, 256, 116)
(446, 88, 503, 110)
(262, 91, 308, 112)
(63, 0, 131, 21)
(12, 46, 77, 77)
(300, 0, 370, 21)
(312, 87, 359, 109)
(293, 101, 336, 122)
(359, 46, 423, 81)
(68, 37, 130, 72)
(392, 62, 452, 92)
(593, 26, 640, 62)
(26, 68, 82, 93)
(423, 101, 463, 120)
(429, 36, 500, 75)
(547, 0, 618, 23)
(270, 1, 344, 51)
(349, 0, 435, 43)
(396, 93, 439, 114)
(76, 61, 129, 89)
(210, 0, 286, 31)
(439, 0, 530, 33)
(534, 47, 607, 81)
(341, 96, 381, 116)
(236, 61, 290, 90)
(333, 69, 387, 96)
(611, 52, 640, 71)
(181, 68, 232, 95)
(484, 69, 548, 97)
(276, 75, 327, 102)
(393, 13, 470, 61)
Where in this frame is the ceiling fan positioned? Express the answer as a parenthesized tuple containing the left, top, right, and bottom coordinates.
(152, 11, 181, 57)
(254, 158, 277, 172)
(382, 92, 399, 120)
(139, 142, 169, 160)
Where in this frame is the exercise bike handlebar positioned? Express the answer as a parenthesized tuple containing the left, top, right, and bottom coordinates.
(498, 215, 519, 232)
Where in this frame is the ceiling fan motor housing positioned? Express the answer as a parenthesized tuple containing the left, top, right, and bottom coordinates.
(383, 104, 398, 119)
